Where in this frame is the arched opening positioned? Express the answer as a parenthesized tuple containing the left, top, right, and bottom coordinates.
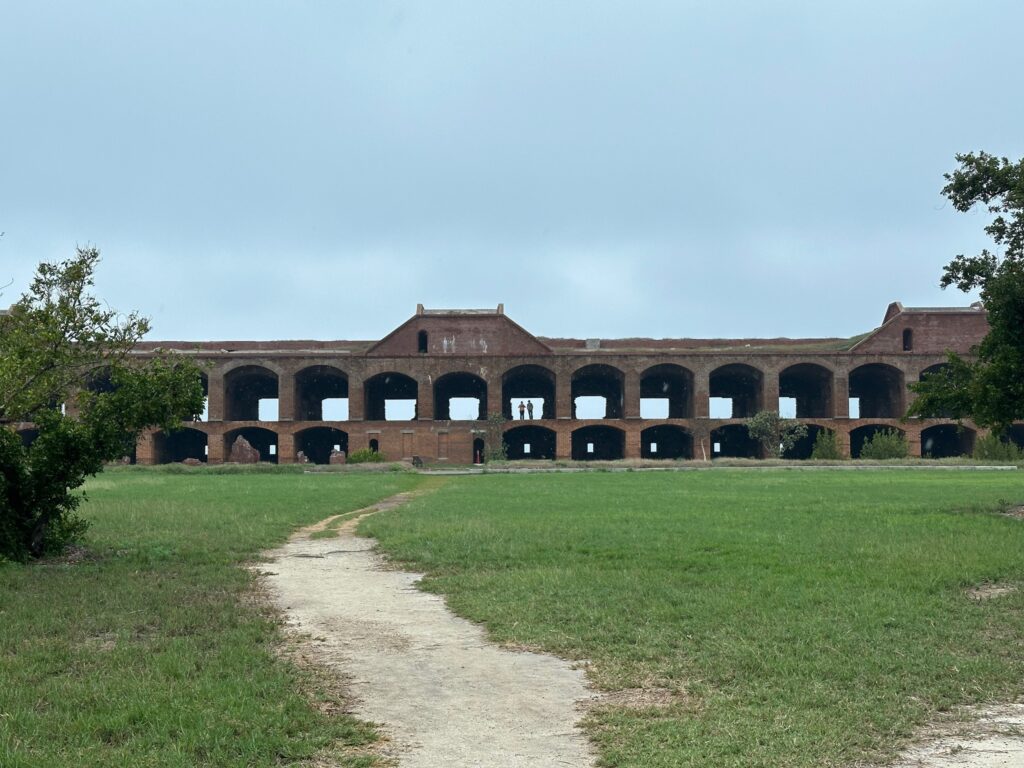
(709, 364, 763, 419)
(504, 425, 556, 460)
(153, 428, 208, 463)
(224, 427, 278, 463)
(1007, 425, 1024, 450)
(921, 425, 975, 458)
(472, 437, 485, 464)
(296, 426, 348, 465)
(224, 366, 279, 421)
(502, 365, 556, 420)
(640, 364, 694, 419)
(848, 364, 904, 419)
(640, 425, 693, 459)
(364, 372, 418, 421)
(571, 425, 624, 460)
(849, 424, 905, 459)
(433, 372, 487, 421)
(418, 330, 428, 354)
(17, 428, 39, 448)
(779, 364, 833, 419)
(295, 366, 348, 421)
(782, 424, 826, 460)
(710, 424, 760, 458)
(571, 365, 624, 419)
(903, 328, 914, 351)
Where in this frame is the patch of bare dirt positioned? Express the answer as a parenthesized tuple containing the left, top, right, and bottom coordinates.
(1003, 505, 1024, 520)
(966, 583, 1018, 601)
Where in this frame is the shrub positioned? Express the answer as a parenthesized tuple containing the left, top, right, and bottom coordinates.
(347, 447, 386, 464)
(810, 430, 845, 460)
(859, 429, 909, 459)
(973, 433, 1024, 462)
(744, 410, 807, 458)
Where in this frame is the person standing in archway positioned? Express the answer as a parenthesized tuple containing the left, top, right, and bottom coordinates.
(518, 401, 526, 420)
(526, 400, 534, 419)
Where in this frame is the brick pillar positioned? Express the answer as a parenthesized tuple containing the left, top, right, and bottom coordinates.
(207, 369, 225, 421)
(486, 376, 503, 418)
(833, 374, 849, 418)
(905, 424, 922, 458)
(623, 424, 641, 459)
(555, 425, 572, 459)
(348, 376, 365, 421)
(277, 372, 295, 421)
(136, 430, 157, 465)
(693, 369, 710, 418)
(835, 425, 851, 458)
(277, 431, 295, 464)
(556, 373, 573, 420)
(418, 378, 434, 421)
(623, 370, 641, 419)
(207, 431, 225, 464)
(690, 422, 712, 461)
(763, 370, 779, 416)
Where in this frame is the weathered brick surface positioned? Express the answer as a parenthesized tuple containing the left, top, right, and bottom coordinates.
(123, 303, 1021, 464)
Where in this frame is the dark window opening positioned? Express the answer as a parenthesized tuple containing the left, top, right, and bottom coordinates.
(641, 425, 693, 459)
(921, 425, 974, 458)
(418, 330, 428, 354)
(571, 425, 624, 460)
(849, 364, 904, 418)
(504, 425, 556, 460)
(369, 438, 380, 453)
(902, 328, 913, 352)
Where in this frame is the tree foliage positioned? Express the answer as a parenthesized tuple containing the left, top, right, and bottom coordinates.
(744, 410, 807, 458)
(908, 152, 1024, 431)
(1, 248, 204, 560)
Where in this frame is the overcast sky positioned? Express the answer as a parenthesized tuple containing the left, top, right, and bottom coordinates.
(2, 2, 1022, 343)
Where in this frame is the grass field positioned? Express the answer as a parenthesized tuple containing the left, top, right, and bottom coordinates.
(360, 470, 1024, 768)
(2, 468, 1022, 767)
(0, 468, 418, 768)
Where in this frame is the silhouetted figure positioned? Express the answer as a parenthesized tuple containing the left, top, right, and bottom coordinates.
(526, 400, 534, 419)
(518, 401, 526, 420)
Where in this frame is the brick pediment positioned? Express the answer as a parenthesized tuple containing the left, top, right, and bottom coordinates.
(366, 307, 553, 357)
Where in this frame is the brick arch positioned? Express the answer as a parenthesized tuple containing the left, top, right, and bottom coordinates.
(294, 365, 348, 421)
(223, 365, 279, 421)
(779, 363, 834, 418)
(502, 365, 556, 420)
(571, 364, 624, 419)
(640, 364, 694, 418)
(640, 424, 693, 459)
(433, 371, 487, 421)
(709, 363, 764, 418)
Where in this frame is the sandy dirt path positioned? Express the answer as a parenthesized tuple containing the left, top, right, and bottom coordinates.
(259, 492, 598, 767)
(889, 705, 1024, 768)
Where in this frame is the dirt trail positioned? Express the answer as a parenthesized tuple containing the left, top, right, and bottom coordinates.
(889, 705, 1024, 768)
(259, 492, 597, 767)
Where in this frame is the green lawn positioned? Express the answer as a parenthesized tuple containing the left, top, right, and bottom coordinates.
(3, 469, 1023, 767)
(360, 470, 1024, 768)
(0, 467, 418, 768)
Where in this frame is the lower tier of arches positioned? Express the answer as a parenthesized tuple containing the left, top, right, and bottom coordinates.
(128, 419, 1024, 465)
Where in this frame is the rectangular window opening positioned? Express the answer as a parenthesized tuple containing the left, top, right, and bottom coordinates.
(384, 399, 417, 421)
(587, 442, 595, 454)
(322, 398, 349, 421)
(650, 442, 658, 453)
(448, 397, 481, 420)
(258, 398, 279, 421)
(849, 397, 860, 419)
(523, 443, 531, 454)
(269, 444, 277, 456)
(709, 397, 733, 419)
(575, 396, 607, 419)
(779, 397, 797, 419)
(640, 398, 669, 419)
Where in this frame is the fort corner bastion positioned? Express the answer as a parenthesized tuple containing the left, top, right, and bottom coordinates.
(47, 301, 1020, 465)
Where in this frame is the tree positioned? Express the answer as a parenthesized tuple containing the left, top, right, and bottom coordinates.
(744, 410, 808, 459)
(908, 152, 1024, 432)
(1, 248, 204, 560)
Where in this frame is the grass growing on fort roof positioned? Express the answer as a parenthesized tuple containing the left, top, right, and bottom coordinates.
(359, 470, 1024, 768)
(0, 468, 418, 768)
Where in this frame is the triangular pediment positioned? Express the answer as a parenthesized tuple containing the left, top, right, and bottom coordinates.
(366, 307, 553, 357)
